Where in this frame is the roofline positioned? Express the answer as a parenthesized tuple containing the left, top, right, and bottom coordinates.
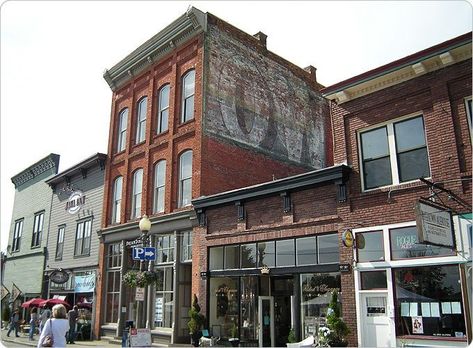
(11, 153, 60, 188)
(46, 153, 107, 186)
(192, 164, 351, 209)
(321, 32, 472, 96)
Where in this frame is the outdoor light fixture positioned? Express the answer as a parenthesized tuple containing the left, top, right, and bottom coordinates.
(139, 215, 151, 235)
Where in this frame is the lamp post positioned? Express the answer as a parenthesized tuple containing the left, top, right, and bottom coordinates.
(137, 215, 151, 328)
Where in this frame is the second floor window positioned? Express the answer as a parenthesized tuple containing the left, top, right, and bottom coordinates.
(12, 219, 23, 252)
(75, 219, 92, 256)
(359, 115, 430, 190)
(31, 212, 44, 248)
(181, 70, 195, 123)
(136, 97, 147, 144)
(157, 234, 174, 263)
(131, 169, 143, 219)
(178, 150, 192, 207)
(157, 85, 170, 133)
(112, 176, 123, 224)
(117, 108, 128, 152)
(154, 160, 166, 213)
(56, 226, 65, 259)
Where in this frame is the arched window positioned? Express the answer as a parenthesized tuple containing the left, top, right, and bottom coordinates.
(181, 70, 195, 123)
(178, 150, 192, 207)
(153, 160, 166, 213)
(131, 169, 143, 219)
(112, 176, 123, 224)
(157, 85, 170, 134)
(136, 97, 147, 144)
(117, 108, 128, 152)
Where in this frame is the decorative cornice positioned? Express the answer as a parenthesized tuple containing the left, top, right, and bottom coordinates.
(103, 7, 207, 91)
(11, 154, 60, 188)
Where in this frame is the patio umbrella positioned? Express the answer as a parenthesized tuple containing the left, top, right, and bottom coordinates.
(39, 298, 71, 309)
(21, 298, 45, 309)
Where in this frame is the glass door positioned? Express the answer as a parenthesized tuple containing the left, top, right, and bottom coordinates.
(258, 296, 274, 347)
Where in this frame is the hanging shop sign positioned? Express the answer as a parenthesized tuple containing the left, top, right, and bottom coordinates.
(415, 199, 454, 248)
(1, 284, 10, 301)
(65, 191, 86, 214)
(74, 274, 95, 292)
(50, 269, 70, 284)
(342, 230, 354, 248)
(11, 283, 21, 302)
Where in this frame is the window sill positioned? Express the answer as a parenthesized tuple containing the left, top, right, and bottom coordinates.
(73, 253, 91, 259)
(355, 180, 427, 199)
(178, 118, 195, 128)
(398, 335, 467, 342)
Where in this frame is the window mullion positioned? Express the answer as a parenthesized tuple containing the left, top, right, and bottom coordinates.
(387, 123, 399, 185)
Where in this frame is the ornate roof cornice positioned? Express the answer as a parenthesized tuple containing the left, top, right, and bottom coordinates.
(103, 7, 207, 91)
(11, 153, 60, 188)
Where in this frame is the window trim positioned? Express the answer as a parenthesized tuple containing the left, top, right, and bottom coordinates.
(55, 225, 65, 260)
(357, 113, 431, 192)
(117, 108, 128, 153)
(131, 169, 143, 220)
(31, 211, 45, 248)
(135, 96, 148, 144)
(157, 84, 170, 134)
(181, 69, 195, 123)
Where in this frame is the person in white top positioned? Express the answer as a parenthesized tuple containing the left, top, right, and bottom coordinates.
(37, 304, 69, 348)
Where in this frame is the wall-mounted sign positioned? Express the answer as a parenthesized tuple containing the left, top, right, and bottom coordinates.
(74, 274, 95, 292)
(415, 199, 454, 248)
(11, 283, 21, 302)
(50, 269, 70, 284)
(135, 287, 145, 301)
(1, 284, 10, 301)
(66, 191, 86, 214)
(342, 230, 354, 248)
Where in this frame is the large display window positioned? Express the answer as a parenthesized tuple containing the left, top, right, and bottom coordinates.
(209, 277, 239, 339)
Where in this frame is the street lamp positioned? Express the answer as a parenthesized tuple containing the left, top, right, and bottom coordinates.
(137, 215, 151, 328)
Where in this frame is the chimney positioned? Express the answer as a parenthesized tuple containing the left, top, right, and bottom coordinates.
(304, 65, 317, 83)
(253, 31, 267, 47)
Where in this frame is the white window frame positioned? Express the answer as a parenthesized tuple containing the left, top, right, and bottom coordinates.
(178, 150, 192, 207)
(112, 176, 122, 224)
(12, 219, 23, 252)
(117, 108, 128, 152)
(181, 70, 195, 123)
(31, 211, 44, 248)
(131, 169, 143, 219)
(153, 160, 166, 214)
(358, 113, 431, 192)
(75, 219, 92, 256)
(56, 225, 65, 260)
(135, 97, 147, 144)
(157, 85, 170, 134)
(180, 231, 193, 262)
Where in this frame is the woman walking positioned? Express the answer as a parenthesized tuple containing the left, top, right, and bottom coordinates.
(29, 307, 39, 341)
(37, 304, 69, 348)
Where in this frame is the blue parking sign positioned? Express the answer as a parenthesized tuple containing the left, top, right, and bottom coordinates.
(132, 247, 156, 261)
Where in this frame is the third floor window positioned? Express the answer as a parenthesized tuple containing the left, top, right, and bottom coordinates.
(117, 108, 128, 152)
(178, 150, 192, 208)
(181, 70, 195, 123)
(154, 160, 166, 214)
(131, 169, 143, 219)
(31, 212, 44, 248)
(112, 176, 122, 224)
(136, 97, 147, 144)
(157, 85, 170, 134)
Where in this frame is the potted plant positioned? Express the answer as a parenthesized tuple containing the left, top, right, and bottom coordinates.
(122, 270, 157, 288)
(286, 328, 297, 347)
(319, 290, 349, 347)
(188, 294, 205, 347)
(228, 321, 239, 347)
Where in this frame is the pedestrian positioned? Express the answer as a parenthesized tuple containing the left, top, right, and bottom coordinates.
(29, 307, 39, 341)
(66, 305, 79, 344)
(6, 308, 20, 337)
(39, 307, 51, 333)
(37, 304, 69, 348)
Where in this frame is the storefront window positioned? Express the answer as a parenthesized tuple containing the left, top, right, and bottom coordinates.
(157, 235, 174, 263)
(209, 277, 239, 339)
(394, 265, 466, 338)
(240, 277, 258, 342)
(356, 231, 384, 262)
(241, 243, 257, 268)
(225, 245, 240, 269)
(155, 266, 173, 328)
(360, 271, 387, 290)
(296, 237, 316, 266)
(300, 272, 341, 338)
(276, 239, 295, 267)
(181, 231, 192, 262)
(390, 226, 454, 260)
(257, 241, 275, 267)
(209, 247, 224, 270)
(318, 234, 339, 264)
(104, 243, 122, 324)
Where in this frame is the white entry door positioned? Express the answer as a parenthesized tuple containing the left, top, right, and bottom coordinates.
(258, 296, 274, 347)
(361, 293, 392, 347)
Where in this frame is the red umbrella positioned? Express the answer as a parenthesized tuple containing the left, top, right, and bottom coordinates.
(39, 298, 71, 309)
(21, 298, 45, 309)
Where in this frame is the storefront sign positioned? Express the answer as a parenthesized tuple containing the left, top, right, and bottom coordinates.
(135, 287, 145, 301)
(50, 269, 70, 284)
(415, 199, 454, 248)
(65, 191, 86, 214)
(130, 328, 151, 347)
(74, 274, 95, 292)
(11, 283, 21, 302)
(1, 284, 10, 301)
(342, 230, 354, 248)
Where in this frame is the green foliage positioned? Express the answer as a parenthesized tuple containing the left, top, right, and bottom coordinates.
(324, 290, 349, 346)
(188, 294, 205, 334)
(122, 270, 158, 288)
(230, 321, 238, 338)
(287, 328, 297, 343)
(2, 306, 10, 323)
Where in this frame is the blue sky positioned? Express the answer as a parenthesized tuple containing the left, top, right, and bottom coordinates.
(1, 1, 471, 251)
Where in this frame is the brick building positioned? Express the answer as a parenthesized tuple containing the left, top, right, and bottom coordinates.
(95, 7, 332, 344)
(191, 33, 472, 347)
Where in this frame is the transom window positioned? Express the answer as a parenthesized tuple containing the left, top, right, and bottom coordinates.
(153, 160, 166, 214)
(12, 219, 23, 252)
(75, 219, 92, 256)
(56, 225, 65, 260)
(31, 211, 44, 248)
(181, 231, 192, 262)
(112, 176, 122, 224)
(359, 115, 430, 190)
(178, 150, 192, 208)
(131, 169, 143, 219)
(356, 231, 385, 262)
(157, 85, 170, 133)
(117, 108, 128, 152)
(135, 97, 147, 144)
(181, 70, 195, 123)
(157, 235, 174, 263)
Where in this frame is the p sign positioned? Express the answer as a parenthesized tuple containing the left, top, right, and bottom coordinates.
(132, 247, 156, 261)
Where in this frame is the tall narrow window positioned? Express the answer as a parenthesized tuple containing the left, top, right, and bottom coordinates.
(117, 108, 128, 152)
(360, 126, 392, 189)
(178, 150, 192, 207)
(181, 231, 192, 262)
(56, 226, 65, 259)
(75, 219, 92, 256)
(157, 85, 170, 133)
(12, 219, 23, 252)
(157, 235, 175, 263)
(181, 70, 195, 123)
(153, 160, 166, 213)
(131, 169, 143, 219)
(136, 97, 147, 144)
(31, 212, 44, 248)
(112, 176, 123, 224)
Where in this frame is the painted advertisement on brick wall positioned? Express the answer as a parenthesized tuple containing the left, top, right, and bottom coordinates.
(205, 23, 329, 169)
